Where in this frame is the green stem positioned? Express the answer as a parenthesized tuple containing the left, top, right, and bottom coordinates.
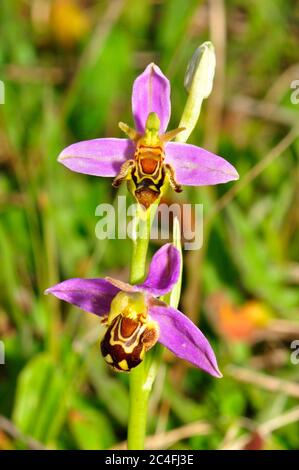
(129, 214, 151, 285)
(126, 207, 182, 449)
(127, 209, 153, 450)
(127, 360, 150, 449)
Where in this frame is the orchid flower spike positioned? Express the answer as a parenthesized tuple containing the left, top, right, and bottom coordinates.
(46, 244, 221, 377)
(58, 63, 238, 209)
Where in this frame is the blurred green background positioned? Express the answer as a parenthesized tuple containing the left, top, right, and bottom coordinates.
(1, 0, 299, 450)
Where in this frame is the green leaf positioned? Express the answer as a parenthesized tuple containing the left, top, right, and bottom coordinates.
(68, 396, 115, 450)
(227, 203, 299, 315)
(12, 353, 70, 444)
(87, 351, 129, 426)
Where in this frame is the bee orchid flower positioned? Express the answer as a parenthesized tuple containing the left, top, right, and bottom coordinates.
(58, 63, 238, 209)
(45, 244, 221, 377)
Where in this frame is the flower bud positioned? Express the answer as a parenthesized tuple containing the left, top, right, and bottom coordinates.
(176, 41, 216, 143)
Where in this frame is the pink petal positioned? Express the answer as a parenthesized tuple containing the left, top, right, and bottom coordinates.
(45, 278, 119, 317)
(58, 138, 135, 177)
(137, 244, 180, 296)
(165, 142, 239, 186)
(150, 303, 222, 377)
(132, 63, 171, 134)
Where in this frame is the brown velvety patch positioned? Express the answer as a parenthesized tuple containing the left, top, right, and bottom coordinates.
(142, 326, 159, 350)
(141, 158, 158, 174)
(101, 336, 143, 372)
(120, 317, 139, 338)
(135, 188, 159, 209)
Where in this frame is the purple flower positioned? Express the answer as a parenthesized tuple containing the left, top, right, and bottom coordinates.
(45, 244, 221, 377)
(58, 63, 238, 209)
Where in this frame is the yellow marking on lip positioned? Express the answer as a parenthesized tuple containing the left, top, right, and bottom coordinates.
(140, 348, 145, 360)
(118, 359, 130, 371)
(104, 354, 114, 364)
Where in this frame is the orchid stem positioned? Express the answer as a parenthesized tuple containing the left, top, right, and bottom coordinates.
(127, 207, 182, 449)
(127, 359, 150, 450)
(127, 207, 154, 450)
(129, 213, 151, 285)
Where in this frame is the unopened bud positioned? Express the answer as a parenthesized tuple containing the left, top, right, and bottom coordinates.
(176, 42, 216, 143)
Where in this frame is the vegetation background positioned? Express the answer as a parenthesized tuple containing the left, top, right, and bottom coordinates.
(1, 0, 299, 450)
